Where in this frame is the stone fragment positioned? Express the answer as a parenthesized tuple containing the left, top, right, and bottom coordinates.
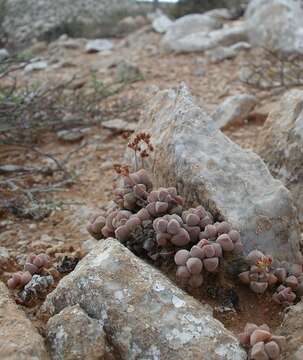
(43, 238, 246, 360)
(85, 39, 113, 53)
(212, 94, 257, 129)
(46, 304, 111, 360)
(24, 60, 48, 72)
(152, 14, 173, 33)
(102, 118, 136, 132)
(0, 48, 9, 61)
(131, 83, 302, 264)
(0, 282, 49, 359)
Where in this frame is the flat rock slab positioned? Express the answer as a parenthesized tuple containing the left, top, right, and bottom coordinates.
(43, 238, 246, 360)
(132, 84, 302, 265)
(0, 282, 49, 360)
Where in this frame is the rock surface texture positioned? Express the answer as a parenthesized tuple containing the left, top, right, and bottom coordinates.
(257, 90, 303, 225)
(43, 238, 247, 360)
(0, 282, 49, 360)
(245, 0, 303, 54)
(46, 304, 112, 360)
(277, 299, 303, 360)
(132, 84, 302, 265)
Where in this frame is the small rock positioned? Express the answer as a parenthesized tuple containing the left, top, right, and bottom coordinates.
(56, 129, 84, 142)
(115, 60, 142, 83)
(0, 247, 10, 266)
(0, 48, 9, 61)
(102, 118, 136, 132)
(85, 39, 113, 53)
(152, 14, 173, 33)
(46, 305, 110, 360)
(0, 282, 49, 359)
(212, 94, 257, 129)
(24, 60, 48, 72)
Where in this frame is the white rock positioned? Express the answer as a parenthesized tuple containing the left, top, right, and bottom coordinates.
(85, 39, 113, 53)
(162, 24, 248, 53)
(0, 247, 10, 266)
(0, 48, 9, 61)
(162, 13, 222, 51)
(24, 60, 48, 72)
(245, 0, 303, 54)
(212, 94, 257, 128)
(131, 83, 302, 265)
(152, 14, 173, 33)
(102, 118, 136, 132)
(43, 238, 247, 360)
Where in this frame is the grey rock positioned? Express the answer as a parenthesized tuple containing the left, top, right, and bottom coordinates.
(257, 90, 303, 225)
(206, 41, 251, 62)
(162, 24, 248, 53)
(42, 238, 247, 360)
(211, 94, 257, 128)
(24, 60, 48, 73)
(0, 247, 10, 267)
(0, 282, 49, 359)
(102, 118, 136, 132)
(277, 299, 303, 360)
(85, 39, 113, 53)
(46, 304, 111, 360)
(81, 238, 99, 254)
(56, 129, 85, 142)
(152, 14, 173, 33)
(115, 61, 142, 83)
(131, 83, 302, 265)
(0, 48, 9, 61)
(245, 0, 303, 54)
(162, 13, 222, 51)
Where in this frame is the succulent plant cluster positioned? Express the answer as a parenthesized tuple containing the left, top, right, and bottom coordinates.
(7, 253, 50, 290)
(239, 323, 286, 360)
(87, 168, 243, 287)
(239, 249, 303, 305)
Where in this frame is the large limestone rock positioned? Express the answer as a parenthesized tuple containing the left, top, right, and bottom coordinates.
(46, 304, 112, 360)
(132, 84, 302, 265)
(2, 0, 149, 47)
(43, 238, 247, 360)
(162, 24, 248, 53)
(245, 0, 303, 54)
(0, 282, 49, 360)
(277, 299, 303, 360)
(257, 90, 303, 225)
